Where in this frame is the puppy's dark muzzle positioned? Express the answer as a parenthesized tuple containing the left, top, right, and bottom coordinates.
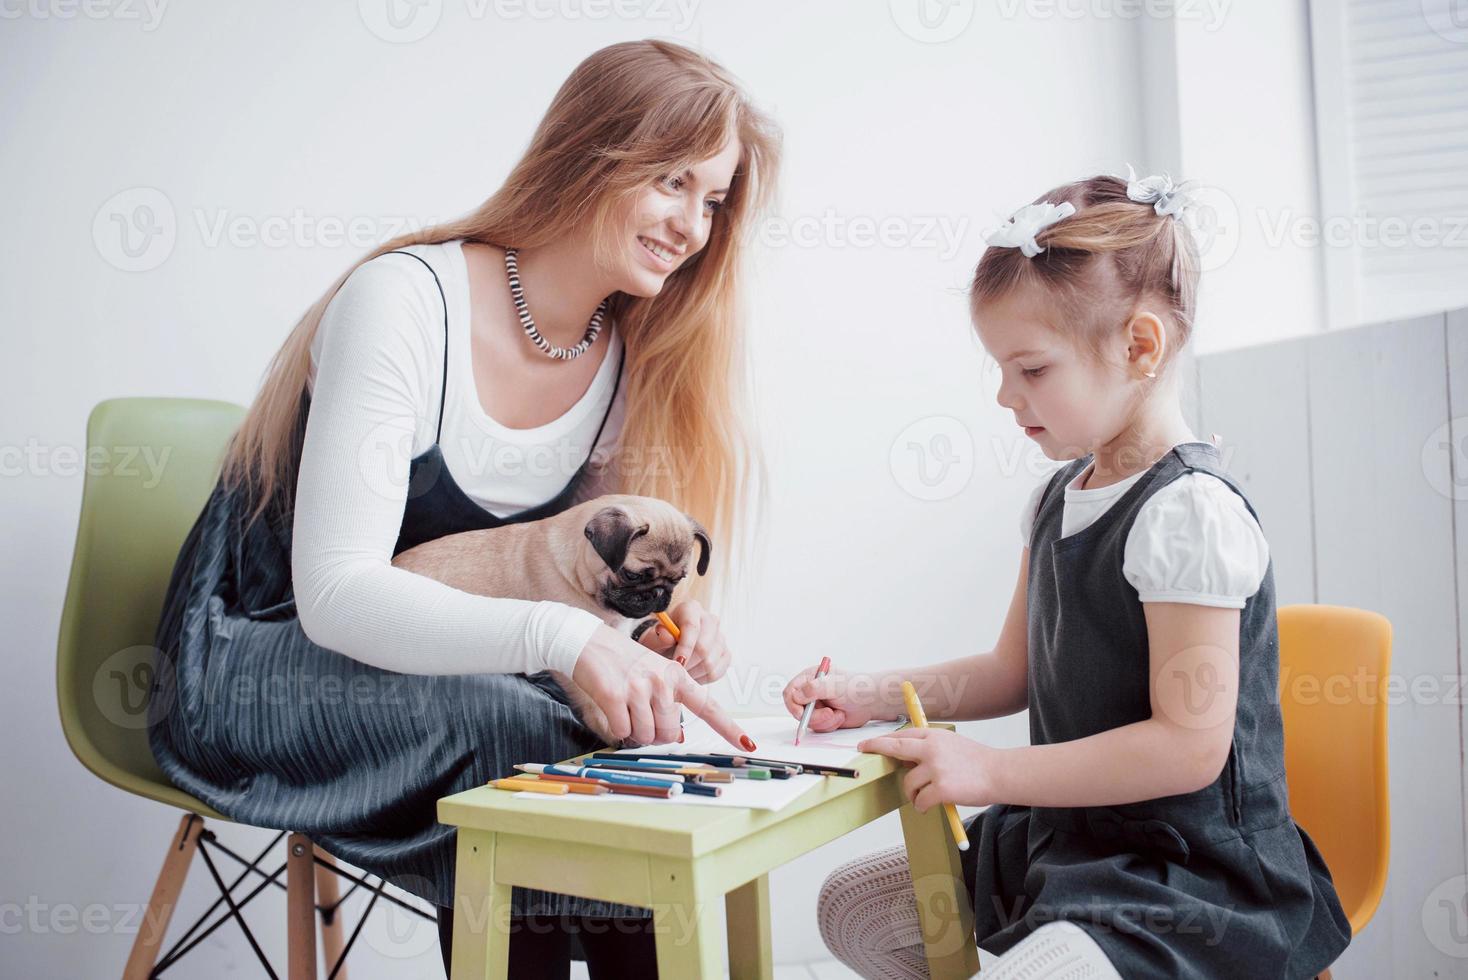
(604, 585, 673, 619)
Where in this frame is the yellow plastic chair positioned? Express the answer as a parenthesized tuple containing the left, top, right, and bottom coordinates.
(55, 397, 396, 979)
(1277, 603, 1392, 976)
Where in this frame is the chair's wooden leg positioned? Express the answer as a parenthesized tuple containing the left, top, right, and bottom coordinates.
(649, 855, 723, 978)
(287, 833, 318, 980)
(123, 813, 205, 980)
(314, 846, 347, 979)
(725, 873, 773, 979)
(451, 829, 512, 980)
(899, 802, 981, 979)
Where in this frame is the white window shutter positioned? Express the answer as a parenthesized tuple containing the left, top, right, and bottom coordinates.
(1309, 0, 1468, 328)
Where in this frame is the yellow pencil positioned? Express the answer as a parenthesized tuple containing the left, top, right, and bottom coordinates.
(899, 681, 969, 852)
(489, 777, 569, 795)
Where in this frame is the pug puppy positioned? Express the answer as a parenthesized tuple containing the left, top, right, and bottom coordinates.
(390, 494, 710, 745)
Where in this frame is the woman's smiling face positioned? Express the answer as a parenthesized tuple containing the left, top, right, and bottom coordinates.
(606, 134, 743, 298)
(975, 288, 1132, 461)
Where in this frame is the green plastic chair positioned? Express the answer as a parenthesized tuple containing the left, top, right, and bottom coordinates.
(56, 397, 360, 979)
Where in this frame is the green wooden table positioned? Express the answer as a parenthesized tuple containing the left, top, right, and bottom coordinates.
(437, 719, 981, 979)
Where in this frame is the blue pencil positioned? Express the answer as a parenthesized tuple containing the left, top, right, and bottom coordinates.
(534, 763, 684, 793)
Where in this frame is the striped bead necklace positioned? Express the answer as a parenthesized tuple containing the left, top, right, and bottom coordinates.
(503, 247, 609, 361)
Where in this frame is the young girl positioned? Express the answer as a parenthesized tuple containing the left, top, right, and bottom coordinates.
(785, 173, 1351, 978)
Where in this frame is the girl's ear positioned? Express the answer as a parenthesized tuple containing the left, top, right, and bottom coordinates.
(1124, 311, 1167, 376)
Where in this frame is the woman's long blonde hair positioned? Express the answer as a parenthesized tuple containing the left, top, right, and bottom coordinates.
(220, 38, 780, 607)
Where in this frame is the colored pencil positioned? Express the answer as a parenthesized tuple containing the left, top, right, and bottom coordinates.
(900, 681, 969, 852)
(489, 777, 568, 794)
(517, 771, 675, 799)
(795, 656, 831, 745)
(526, 763, 684, 793)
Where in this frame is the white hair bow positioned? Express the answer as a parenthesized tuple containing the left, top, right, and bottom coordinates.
(1125, 164, 1200, 219)
(984, 201, 1076, 258)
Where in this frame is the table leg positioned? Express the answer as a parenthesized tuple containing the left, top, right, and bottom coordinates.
(451, 829, 513, 980)
(649, 855, 725, 977)
(725, 873, 773, 979)
(899, 803, 981, 979)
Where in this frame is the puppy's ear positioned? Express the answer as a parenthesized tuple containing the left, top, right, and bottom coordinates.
(584, 506, 648, 572)
(688, 518, 712, 576)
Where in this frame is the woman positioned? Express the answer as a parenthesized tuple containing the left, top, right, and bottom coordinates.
(148, 38, 779, 977)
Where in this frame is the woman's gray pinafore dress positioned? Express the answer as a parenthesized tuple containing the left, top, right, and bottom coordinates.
(147, 249, 652, 920)
(957, 441, 1351, 978)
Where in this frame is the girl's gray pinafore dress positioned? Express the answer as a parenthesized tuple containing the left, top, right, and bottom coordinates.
(148, 248, 652, 920)
(957, 441, 1351, 978)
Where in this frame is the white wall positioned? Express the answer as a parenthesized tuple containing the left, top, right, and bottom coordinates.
(2, 2, 1392, 977)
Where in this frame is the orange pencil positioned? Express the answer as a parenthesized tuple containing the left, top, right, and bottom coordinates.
(489, 777, 568, 795)
(527, 776, 609, 795)
(654, 611, 689, 744)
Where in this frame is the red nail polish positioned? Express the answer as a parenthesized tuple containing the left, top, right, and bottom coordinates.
(676, 656, 686, 666)
(740, 735, 756, 752)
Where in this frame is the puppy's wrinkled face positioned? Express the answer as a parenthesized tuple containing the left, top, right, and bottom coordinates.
(583, 503, 711, 619)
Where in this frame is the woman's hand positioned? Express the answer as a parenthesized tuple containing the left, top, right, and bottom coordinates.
(856, 728, 998, 811)
(655, 599, 731, 685)
(573, 624, 756, 752)
(782, 667, 897, 732)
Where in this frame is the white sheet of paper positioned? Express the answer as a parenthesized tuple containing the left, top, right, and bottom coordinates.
(509, 712, 907, 811)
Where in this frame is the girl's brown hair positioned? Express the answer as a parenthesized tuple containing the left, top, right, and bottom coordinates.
(969, 174, 1200, 369)
(219, 39, 781, 608)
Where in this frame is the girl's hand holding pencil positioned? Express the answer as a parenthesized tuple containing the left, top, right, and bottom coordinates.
(856, 703, 997, 813)
(782, 665, 896, 733)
